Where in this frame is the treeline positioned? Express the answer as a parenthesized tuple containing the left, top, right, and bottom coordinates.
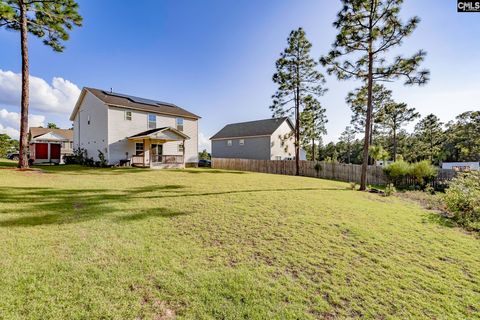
(311, 110, 480, 166)
(269, 0, 478, 187)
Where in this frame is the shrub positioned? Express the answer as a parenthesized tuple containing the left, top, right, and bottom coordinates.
(410, 160, 437, 187)
(385, 183, 396, 197)
(443, 171, 480, 226)
(349, 182, 357, 190)
(384, 160, 411, 185)
(98, 150, 108, 168)
(65, 147, 88, 165)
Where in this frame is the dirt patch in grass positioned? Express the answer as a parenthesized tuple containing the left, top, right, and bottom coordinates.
(396, 191, 447, 214)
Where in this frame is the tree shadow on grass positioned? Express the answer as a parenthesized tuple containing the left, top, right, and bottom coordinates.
(0, 185, 188, 227)
(0, 184, 343, 228)
(116, 208, 189, 222)
(0, 160, 17, 168)
(167, 168, 246, 174)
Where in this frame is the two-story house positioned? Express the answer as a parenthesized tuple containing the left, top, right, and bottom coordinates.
(210, 117, 305, 160)
(69, 87, 200, 168)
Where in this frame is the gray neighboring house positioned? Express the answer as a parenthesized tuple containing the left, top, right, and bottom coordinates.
(210, 117, 305, 160)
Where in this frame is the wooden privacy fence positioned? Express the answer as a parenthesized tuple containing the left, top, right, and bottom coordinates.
(212, 158, 387, 185)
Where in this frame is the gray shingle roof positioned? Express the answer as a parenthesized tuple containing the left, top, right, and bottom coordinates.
(85, 88, 200, 119)
(210, 117, 293, 140)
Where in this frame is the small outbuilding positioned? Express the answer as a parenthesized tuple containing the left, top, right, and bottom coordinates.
(441, 162, 479, 171)
(29, 131, 68, 164)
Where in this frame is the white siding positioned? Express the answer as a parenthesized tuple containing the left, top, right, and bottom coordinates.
(270, 121, 295, 160)
(107, 106, 198, 164)
(73, 91, 108, 161)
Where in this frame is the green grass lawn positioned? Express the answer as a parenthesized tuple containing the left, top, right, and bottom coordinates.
(0, 160, 479, 319)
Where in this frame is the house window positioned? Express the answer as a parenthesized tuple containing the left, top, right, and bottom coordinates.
(275, 156, 282, 160)
(125, 111, 132, 121)
(271, 141, 274, 147)
(135, 143, 144, 155)
(176, 118, 184, 131)
(178, 143, 184, 152)
(227, 140, 232, 146)
(87, 115, 91, 125)
(148, 114, 156, 129)
(239, 139, 244, 146)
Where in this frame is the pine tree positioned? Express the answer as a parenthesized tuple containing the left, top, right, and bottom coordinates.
(414, 114, 444, 163)
(378, 102, 419, 161)
(300, 95, 327, 161)
(0, 0, 82, 168)
(321, 0, 429, 190)
(271, 27, 326, 175)
(346, 83, 392, 148)
(339, 126, 356, 164)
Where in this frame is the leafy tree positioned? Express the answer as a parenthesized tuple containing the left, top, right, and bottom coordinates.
(339, 126, 356, 163)
(378, 102, 419, 161)
(321, 0, 429, 190)
(300, 95, 327, 161)
(271, 27, 326, 175)
(369, 145, 389, 162)
(47, 122, 59, 129)
(198, 149, 210, 160)
(0, 134, 19, 158)
(443, 111, 480, 162)
(0, 0, 82, 168)
(414, 114, 443, 164)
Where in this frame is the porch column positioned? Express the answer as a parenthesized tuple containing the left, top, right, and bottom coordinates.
(182, 139, 185, 168)
(143, 138, 146, 167)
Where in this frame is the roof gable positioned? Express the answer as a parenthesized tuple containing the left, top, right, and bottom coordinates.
(210, 117, 293, 140)
(31, 131, 69, 141)
(128, 127, 190, 141)
(29, 127, 73, 140)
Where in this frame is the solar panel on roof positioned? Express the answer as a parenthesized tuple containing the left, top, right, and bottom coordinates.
(103, 91, 177, 108)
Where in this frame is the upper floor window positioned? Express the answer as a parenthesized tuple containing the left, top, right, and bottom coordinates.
(176, 118, 184, 131)
(239, 139, 244, 146)
(178, 143, 184, 152)
(125, 111, 132, 121)
(227, 140, 232, 146)
(148, 114, 156, 129)
(87, 115, 91, 125)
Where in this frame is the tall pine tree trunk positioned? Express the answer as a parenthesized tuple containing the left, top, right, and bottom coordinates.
(311, 137, 315, 161)
(18, 0, 29, 169)
(360, 3, 375, 191)
(393, 127, 397, 162)
(294, 62, 300, 176)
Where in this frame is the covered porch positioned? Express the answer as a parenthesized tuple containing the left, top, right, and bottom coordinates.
(127, 127, 190, 169)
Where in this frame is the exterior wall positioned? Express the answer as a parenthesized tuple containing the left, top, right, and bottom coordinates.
(73, 91, 109, 161)
(441, 162, 479, 171)
(211, 136, 271, 160)
(270, 120, 295, 160)
(107, 106, 198, 165)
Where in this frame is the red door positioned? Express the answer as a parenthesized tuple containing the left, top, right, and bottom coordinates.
(36, 143, 48, 159)
(50, 144, 61, 160)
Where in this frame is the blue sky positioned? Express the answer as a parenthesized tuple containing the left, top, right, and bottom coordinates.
(1, 0, 479, 151)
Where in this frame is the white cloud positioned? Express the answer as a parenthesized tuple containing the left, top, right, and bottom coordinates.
(198, 131, 211, 152)
(0, 69, 81, 114)
(0, 108, 45, 139)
